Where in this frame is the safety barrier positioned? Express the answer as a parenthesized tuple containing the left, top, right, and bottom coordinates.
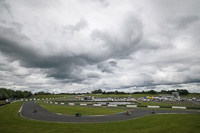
(172, 106, 186, 109)
(69, 103, 75, 106)
(40, 101, 192, 110)
(108, 104, 117, 107)
(148, 106, 160, 108)
(126, 105, 137, 107)
(80, 103, 87, 106)
(93, 104, 101, 106)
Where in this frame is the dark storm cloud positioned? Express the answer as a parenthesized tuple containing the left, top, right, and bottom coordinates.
(0, 26, 37, 61)
(0, 25, 88, 81)
(1, 13, 144, 82)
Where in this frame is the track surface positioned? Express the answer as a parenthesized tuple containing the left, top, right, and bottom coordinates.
(21, 101, 200, 123)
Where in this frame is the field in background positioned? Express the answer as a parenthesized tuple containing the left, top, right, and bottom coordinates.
(29, 93, 200, 99)
(181, 94, 200, 98)
(0, 102, 200, 133)
(137, 101, 200, 108)
(39, 102, 126, 115)
(86, 93, 200, 98)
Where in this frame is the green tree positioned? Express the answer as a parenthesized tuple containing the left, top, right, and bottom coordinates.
(92, 89, 103, 94)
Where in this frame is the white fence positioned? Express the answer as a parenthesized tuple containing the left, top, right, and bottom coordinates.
(172, 106, 186, 109)
(126, 105, 137, 107)
(148, 106, 160, 108)
(80, 103, 87, 106)
(108, 104, 117, 107)
(93, 104, 102, 106)
(69, 103, 75, 106)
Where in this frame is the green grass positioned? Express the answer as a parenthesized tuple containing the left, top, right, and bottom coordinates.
(137, 101, 200, 108)
(181, 94, 200, 98)
(39, 102, 126, 115)
(86, 93, 200, 98)
(0, 102, 200, 133)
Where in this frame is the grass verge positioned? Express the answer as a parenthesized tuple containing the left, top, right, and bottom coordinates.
(0, 102, 200, 133)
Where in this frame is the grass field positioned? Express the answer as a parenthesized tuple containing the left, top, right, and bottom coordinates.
(137, 101, 200, 108)
(0, 102, 200, 133)
(86, 93, 200, 98)
(39, 102, 127, 115)
(181, 94, 200, 98)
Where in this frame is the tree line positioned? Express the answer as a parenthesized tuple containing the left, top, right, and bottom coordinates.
(0, 88, 32, 100)
(91, 89, 189, 95)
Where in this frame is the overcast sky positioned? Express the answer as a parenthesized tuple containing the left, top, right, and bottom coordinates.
(0, 0, 200, 93)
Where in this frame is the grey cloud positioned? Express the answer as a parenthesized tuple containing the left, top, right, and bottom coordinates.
(123, 15, 143, 45)
(0, 27, 37, 61)
(95, 0, 109, 7)
(0, 0, 200, 93)
(97, 63, 113, 73)
(0, 0, 11, 13)
(97, 60, 119, 73)
(46, 65, 85, 82)
(87, 73, 100, 79)
(137, 80, 200, 88)
(0, 26, 87, 81)
(170, 14, 200, 30)
(91, 15, 143, 58)
(80, 0, 109, 7)
(63, 18, 88, 34)
(109, 61, 117, 67)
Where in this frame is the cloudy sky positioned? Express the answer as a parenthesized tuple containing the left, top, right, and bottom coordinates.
(0, 0, 200, 93)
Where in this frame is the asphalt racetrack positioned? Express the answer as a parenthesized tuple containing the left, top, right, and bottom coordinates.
(20, 101, 200, 123)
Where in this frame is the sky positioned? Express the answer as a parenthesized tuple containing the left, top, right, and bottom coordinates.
(0, 0, 200, 93)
